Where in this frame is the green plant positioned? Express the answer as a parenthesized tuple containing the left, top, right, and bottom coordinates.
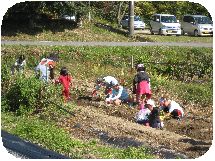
(2, 74, 63, 116)
(4, 76, 41, 113)
(119, 146, 153, 159)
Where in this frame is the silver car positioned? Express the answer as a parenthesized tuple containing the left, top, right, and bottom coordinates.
(120, 15, 145, 30)
(181, 15, 213, 36)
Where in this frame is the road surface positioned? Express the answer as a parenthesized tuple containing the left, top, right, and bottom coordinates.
(1, 40, 213, 48)
(1, 130, 70, 159)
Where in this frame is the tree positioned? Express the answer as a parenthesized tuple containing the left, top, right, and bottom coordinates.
(117, 1, 129, 26)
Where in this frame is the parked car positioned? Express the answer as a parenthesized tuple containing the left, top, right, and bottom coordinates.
(150, 14, 181, 35)
(181, 15, 213, 36)
(61, 15, 76, 21)
(120, 15, 145, 30)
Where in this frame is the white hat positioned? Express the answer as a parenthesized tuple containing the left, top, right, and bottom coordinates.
(146, 99, 156, 107)
(137, 63, 144, 68)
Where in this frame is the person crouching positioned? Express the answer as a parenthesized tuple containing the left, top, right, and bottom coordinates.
(105, 84, 130, 106)
(145, 99, 164, 129)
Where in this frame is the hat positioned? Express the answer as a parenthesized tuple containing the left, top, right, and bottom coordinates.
(110, 81, 118, 87)
(137, 63, 144, 69)
(146, 99, 156, 107)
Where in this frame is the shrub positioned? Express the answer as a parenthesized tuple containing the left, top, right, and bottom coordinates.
(3, 75, 62, 115)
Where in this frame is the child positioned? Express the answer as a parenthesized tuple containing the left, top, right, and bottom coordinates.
(55, 67, 72, 102)
(133, 65, 152, 106)
(145, 99, 164, 129)
(11, 55, 26, 75)
(159, 96, 184, 120)
(35, 58, 56, 82)
(135, 103, 151, 126)
(105, 84, 130, 106)
(92, 76, 119, 98)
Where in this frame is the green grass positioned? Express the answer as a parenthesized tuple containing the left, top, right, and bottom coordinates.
(1, 45, 212, 106)
(1, 22, 132, 42)
(138, 34, 213, 43)
(1, 112, 154, 159)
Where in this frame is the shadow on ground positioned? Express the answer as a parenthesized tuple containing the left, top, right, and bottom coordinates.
(94, 23, 128, 36)
(1, 15, 78, 37)
(94, 22, 154, 42)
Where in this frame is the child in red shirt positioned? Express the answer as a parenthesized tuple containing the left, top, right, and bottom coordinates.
(55, 67, 72, 102)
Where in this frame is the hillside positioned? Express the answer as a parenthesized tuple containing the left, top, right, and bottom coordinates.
(1, 45, 213, 159)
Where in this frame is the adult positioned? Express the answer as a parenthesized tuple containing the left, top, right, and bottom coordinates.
(92, 76, 119, 98)
(35, 57, 56, 82)
(47, 53, 59, 79)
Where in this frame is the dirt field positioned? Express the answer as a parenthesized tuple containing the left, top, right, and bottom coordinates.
(57, 81, 213, 159)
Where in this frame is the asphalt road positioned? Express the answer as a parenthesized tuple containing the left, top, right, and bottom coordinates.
(1, 40, 213, 48)
(1, 130, 70, 159)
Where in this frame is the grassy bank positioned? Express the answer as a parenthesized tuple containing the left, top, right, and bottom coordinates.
(1, 112, 154, 159)
(1, 45, 212, 158)
(1, 45, 212, 106)
(138, 34, 213, 43)
(1, 19, 213, 43)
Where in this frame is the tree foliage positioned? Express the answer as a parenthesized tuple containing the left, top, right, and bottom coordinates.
(4, 1, 210, 23)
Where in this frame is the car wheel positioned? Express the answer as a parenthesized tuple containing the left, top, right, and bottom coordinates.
(194, 30, 199, 37)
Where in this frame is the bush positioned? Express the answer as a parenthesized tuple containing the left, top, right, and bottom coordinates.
(177, 81, 213, 105)
(3, 75, 62, 115)
(4, 76, 40, 113)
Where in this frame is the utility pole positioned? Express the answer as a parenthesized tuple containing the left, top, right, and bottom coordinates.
(89, 1, 91, 22)
(129, 1, 134, 37)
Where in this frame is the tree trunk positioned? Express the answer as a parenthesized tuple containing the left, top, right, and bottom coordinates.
(117, 2, 128, 26)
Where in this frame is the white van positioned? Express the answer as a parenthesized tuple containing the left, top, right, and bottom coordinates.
(181, 15, 213, 36)
(150, 14, 181, 35)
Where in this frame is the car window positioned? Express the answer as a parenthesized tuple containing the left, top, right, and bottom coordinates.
(194, 16, 212, 24)
(161, 16, 177, 23)
(183, 16, 189, 22)
(134, 16, 141, 21)
(153, 15, 160, 21)
(189, 17, 195, 23)
(122, 15, 143, 21)
(153, 15, 156, 21)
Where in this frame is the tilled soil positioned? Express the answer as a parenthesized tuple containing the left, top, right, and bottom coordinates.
(56, 80, 212, 159)
(57, 97, 212, 159)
